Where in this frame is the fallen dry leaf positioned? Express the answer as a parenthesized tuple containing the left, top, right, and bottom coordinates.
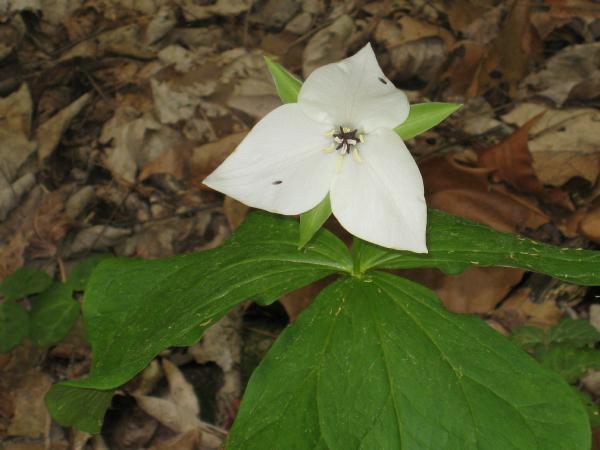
(133, 359, 225, 447)
(139, 142, 193, 181)
(519, 42, 600, 106)
(421, 154, 550, 232)
(478, 111, 546, 194)
(405, 266, 525, 314)
(100, 107, 182, 183)
(190, 132, 246, 184)
(502, 103, 600, 185)
(302, 14, 354, 77)
(580, 201, 600, 244)
(36, 93, 91, 164)
(0, 83, 32, 135)
(7, 369, 52, 438)
(374, 17, 453, 82)
(223, 196, 250, 230)
(189, 309, 241, 428)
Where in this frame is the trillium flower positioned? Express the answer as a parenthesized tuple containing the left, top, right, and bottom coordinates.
(204, 43, 427, 253)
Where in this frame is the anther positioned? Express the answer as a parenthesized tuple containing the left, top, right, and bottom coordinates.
(323, 143, 335, 153)
(336, 155, 344, 173)
(352, 148, 363, 163)
(358, 134, 364, 143)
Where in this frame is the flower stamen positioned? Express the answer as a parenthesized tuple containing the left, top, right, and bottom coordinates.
(323, 143, 336, 153)
(330, 126, 364, 164)
(336, 155, 344, 173)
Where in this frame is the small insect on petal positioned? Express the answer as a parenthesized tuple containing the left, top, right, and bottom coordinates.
(272, 180, 283, 185)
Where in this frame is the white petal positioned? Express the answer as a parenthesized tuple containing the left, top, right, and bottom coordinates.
(203, 104, 336, 215)
(330, 128, 427, 252)
(298, 43, 410, 133)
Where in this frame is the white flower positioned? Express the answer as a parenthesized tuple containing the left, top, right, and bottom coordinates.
(204, 43, 427, 253)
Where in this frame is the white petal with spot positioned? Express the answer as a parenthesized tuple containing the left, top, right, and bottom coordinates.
(298, 43, 410, 133)
(330, 128, 427, 252)
(204, 104, 336, 215)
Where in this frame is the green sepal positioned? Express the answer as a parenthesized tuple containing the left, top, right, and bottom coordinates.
(394, 102, 462, 140)
(298, 194, 332, 249)
(264, 57, 302, 104)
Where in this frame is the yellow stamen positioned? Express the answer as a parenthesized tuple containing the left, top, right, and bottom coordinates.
(323, 143, 335, 153)
(343, 127, 351, 133)
(336, 155, 344, 173)
(358, 134, 364, 143)
(352, 148, 363, 163)
(324, 129, 335, 137)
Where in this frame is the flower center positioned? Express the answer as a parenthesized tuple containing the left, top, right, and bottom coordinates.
(323, 126, 364, 171)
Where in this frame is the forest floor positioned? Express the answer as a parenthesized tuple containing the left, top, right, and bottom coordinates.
(1, 0, 600, 448)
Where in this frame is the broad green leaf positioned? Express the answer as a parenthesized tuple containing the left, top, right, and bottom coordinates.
(0, 267, 53, 301)
(228, 272, 589, 450)
(45, 212, 352, 433)
(0, 301, 29, 352)
(299, 194, 332, 249)
(548, 318, 600, 347)
(45, 384, 114, 433)
(264, 57, 302, 104)
(394, 102, 462, 140)
(355, 208, 600, 285)
(29, 283, 80, 347)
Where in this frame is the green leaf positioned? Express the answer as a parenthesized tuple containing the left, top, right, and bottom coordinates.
(228, 272, 589, 449)
(0, 301, 29, 352)
(45, 212, 352, 433)
(575, 390, 600, 428)
(45, 384, 114, 433)
(29, 283, 80, 347)
(66, 254, 113, 291)
(549, 318, 600, 347)
(537, 344, 600, 384)
(355, 208, 600, 285)
(264, 57, 302, 104)
(511, 325, 545, 349)
(298, 194, 332, 249)
(0, 267, 53, 301)
(394, 102, 462, 140)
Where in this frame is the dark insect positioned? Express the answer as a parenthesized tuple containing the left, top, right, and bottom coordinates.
(378, 77, 388, 84)
(272, 180, 283, 185)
